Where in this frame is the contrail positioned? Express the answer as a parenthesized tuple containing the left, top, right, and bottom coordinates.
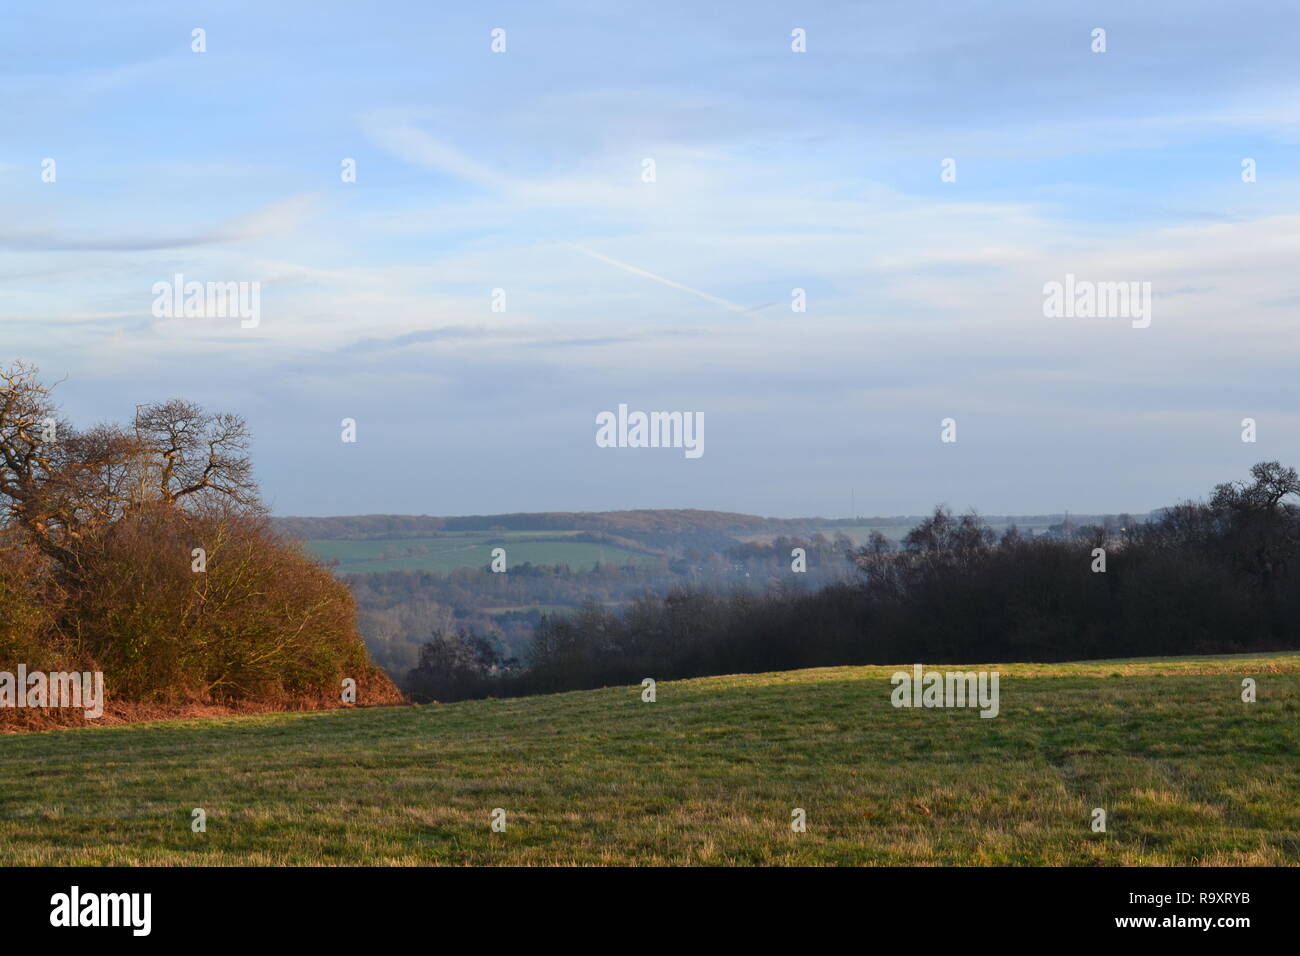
(571, 244, 751, 314)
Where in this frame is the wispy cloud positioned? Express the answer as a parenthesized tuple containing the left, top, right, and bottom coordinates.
(0, 195, 318, 252)
(570, 245, 751, 314)
(6, 0, 1300, 517)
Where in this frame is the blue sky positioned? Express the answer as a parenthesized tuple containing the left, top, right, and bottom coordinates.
(3, 1, 1298, 517)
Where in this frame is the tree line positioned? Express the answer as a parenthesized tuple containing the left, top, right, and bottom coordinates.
(406, 462, 1300, 701)
(351, 543, 855, 677)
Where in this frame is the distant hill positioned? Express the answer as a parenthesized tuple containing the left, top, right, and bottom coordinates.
(272, 509, 1134, 542)
(274, 510, 828, 541)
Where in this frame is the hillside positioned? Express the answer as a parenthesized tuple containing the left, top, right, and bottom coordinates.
(1, 653, 1295, 865)
(274, 509, 1126, 542)
(280, 509, 1132, 577)
(273, 509, 833, 541)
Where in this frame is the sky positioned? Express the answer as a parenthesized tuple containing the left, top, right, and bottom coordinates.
(2, 1, 1298, 518)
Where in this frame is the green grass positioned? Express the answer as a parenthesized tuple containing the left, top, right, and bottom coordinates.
(2, 653, 1297, 865)
(304, 531, 659, 574)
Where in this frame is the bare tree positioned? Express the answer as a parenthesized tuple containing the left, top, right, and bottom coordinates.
(1, 363, 137, 566)
(1212, 461, 1300, 514)
(132, 399, 260, 510)
(2, 363, 262, 573)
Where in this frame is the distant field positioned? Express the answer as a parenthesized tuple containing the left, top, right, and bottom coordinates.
(304, 531, 660, 574)
(2, 653, 1296, 865)
(304, 521, 1071, 572)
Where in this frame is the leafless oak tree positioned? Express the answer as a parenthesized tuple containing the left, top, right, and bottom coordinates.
(133, 399, 259, 509)
(1, 362, 260, 572)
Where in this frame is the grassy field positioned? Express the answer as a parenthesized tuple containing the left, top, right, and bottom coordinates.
(304, 531, 659, 574)
(306, 522, 1069, 574)
(1, 653, 1296, 865)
